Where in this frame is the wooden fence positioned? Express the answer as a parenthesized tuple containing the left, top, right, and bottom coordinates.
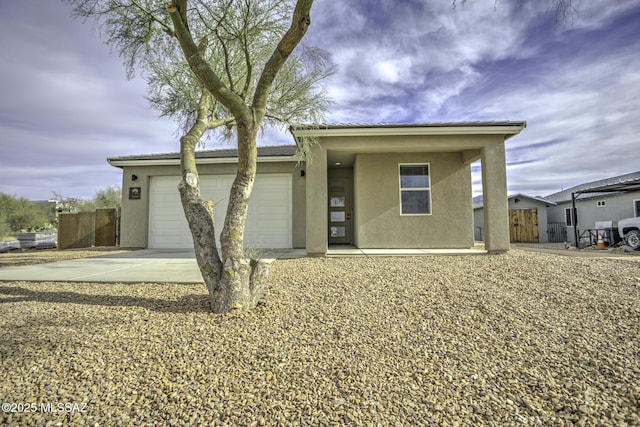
(509, 208, 539, 243)
(58, 208, 119, 249)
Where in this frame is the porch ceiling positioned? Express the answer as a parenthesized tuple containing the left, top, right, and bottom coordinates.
(327, 151, 356, 168)
(326, 147, 482, 168)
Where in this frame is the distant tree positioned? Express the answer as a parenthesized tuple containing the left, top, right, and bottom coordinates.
(453, 0, 577, 23)
(53, 186, 122, 213)
(68, 0, 331, 313)
(0, 193, 49, 235)
(93, 186, 122, 209)
(52, 192, 95, 213)
(0, 194, 10, 239)
(0, 220, 9, 240)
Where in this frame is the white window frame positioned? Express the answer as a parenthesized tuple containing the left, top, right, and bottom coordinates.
(398, 163, 432, 216)
(634, 199, 640, 217)
(565, 207, 577, 227)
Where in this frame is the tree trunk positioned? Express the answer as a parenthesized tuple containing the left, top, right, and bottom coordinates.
(166, 1, 314, 313)
(178, 114, 271, 313)
(214, 121, 271, 312)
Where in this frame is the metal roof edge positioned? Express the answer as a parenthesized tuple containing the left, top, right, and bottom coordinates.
(108, 155, 298, 168)
(290, 121, 527, 138)
(473, 192, 557, 210)
(107, 145, 299, 168)
(509, 193, 557, 206)
(544, 170, 640, 202)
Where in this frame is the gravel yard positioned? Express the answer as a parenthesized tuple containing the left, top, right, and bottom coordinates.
(1, 249, 639, 426)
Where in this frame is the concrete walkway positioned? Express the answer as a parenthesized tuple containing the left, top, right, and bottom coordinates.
(327, 247, 487, 256)
(0, 249, 305, 284)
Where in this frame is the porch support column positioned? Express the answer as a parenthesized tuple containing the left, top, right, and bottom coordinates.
(481, 141, 510, 253)
(305, 144, 328, 256)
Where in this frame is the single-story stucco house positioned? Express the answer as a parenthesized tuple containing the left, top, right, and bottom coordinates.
(108, 121, 526, 255)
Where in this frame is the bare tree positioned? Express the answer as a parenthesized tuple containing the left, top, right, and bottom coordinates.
(68, 0, 331, 313)
(453, 0, 577, 23)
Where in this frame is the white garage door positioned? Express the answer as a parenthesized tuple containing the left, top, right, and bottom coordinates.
(148, 174, 292, 249)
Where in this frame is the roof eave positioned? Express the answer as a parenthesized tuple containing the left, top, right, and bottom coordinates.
(290, 123, 526, 139)
(509, 193, 557, 206)
(108, 155, 298, 168)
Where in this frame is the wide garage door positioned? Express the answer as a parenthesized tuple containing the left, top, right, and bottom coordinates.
(149, 174, 292, 249)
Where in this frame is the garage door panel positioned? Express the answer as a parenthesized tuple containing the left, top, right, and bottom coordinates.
(148, 174, 292, 249)
(252, 197, 288, 207)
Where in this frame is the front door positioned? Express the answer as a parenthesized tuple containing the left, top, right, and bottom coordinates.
(328, 178, 352, 244)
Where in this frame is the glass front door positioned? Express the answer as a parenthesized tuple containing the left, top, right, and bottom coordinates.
(328, 178, 352, 244)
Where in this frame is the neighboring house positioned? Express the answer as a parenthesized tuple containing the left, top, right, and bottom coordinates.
(545, 170, 640, 245)
(108, 121, 526, 255)
(474, 194, 557, 243)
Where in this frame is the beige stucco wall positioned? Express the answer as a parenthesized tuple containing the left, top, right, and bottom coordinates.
(480, 142, 510, 253)
(118, 161, 305, 249)
(353, 152, 473, 248)
(303, 132, 512, 254)
(304, 145, 328, 255)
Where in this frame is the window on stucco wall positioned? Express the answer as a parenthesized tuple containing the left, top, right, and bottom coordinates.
(399, 164, 431, 215)
(565, 207, 577, 227)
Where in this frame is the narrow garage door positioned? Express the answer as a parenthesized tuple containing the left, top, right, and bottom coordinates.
(148, 174, 292, 249)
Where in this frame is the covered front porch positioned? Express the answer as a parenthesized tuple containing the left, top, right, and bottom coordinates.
(291, 122, 526, 256)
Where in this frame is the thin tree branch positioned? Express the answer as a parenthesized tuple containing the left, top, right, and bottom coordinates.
(130, 0, 174, 36)
(208, 116, 236, 130)
(251, 0, 313, 121)
(214, 27, 236, 93)
(167, 0, 248, 119)
(239, 0, 253, 100)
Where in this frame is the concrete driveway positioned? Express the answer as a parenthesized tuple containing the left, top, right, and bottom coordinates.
(0, 246, 491, 284)
(0, 249, 305, 283)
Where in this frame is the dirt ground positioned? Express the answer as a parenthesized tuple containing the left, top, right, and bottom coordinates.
(1, 249, 639, 426)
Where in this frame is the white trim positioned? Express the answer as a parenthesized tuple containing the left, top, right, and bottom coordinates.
(108, 155, 297, 167)
(398, 163, 432, 216)
(292, 125, 525, 138)
(634, 199, 640, 217)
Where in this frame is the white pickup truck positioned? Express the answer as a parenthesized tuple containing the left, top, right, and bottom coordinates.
(618, 217, 640, 250)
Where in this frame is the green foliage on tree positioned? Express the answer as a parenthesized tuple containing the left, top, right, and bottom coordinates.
(93, 186, 122, 209)
(53, 186, 122, 213)
(0, 193, 50, 237)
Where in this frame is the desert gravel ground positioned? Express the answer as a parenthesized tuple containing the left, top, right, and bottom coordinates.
(0, 249, 639, 426)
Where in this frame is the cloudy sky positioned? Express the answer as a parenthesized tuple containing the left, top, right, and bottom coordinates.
(1, 0, 639, 201)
